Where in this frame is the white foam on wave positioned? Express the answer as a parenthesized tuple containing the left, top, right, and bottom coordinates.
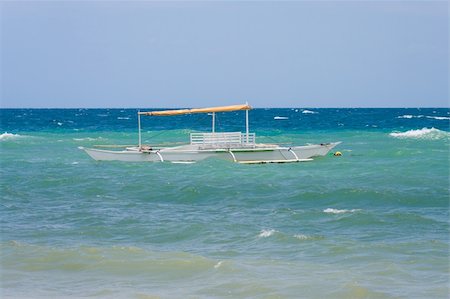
(274, 116, 289, 120)
(117, 117, 130, 120)
(0, 132, 24, 141)
(73, 137, 105, 141)
(389, 127, 449, 140)
(293, 234, 310, 240)
(324, 208, 361, 214)
(258, 229, 276, 238)
(426, 116, 450, 120)
(302, 109, 318, 114)
(214, 261, 223, 269)
(293, 234, 324, 241)
(397, 115, 421, 119)
(397, 115, 449, 120)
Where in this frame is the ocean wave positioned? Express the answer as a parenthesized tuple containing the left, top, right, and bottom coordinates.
(0, 132, 25, 141)
(293, 234, 312, 240)
(2, 241, 216, 273)
(426, 116, 450, 120)
(397, 115, 422, 119)
(258, 229, 276, 238)
(274, 116, 289, 120)
(397, 115, 450, 120)
(323, 208, 361, 214)
(214, 261, 223, 269)
(302, 110, 318, 114)
(258, 229, 320, 240)
(389, 127, 449, 140)
(117, 117, 131, 120)
(73, 137, 105, 141)
(293, 234, 325, 241)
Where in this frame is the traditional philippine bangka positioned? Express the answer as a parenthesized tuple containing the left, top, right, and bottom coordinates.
(79, 104, 340, 164)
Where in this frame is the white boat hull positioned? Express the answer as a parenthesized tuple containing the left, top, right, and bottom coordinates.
(79, 142, 340, 163)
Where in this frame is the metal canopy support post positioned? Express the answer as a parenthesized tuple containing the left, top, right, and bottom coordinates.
(245, 109, 249, 143)
(212, 112, 215, 133)
(138, 112, 142, 149)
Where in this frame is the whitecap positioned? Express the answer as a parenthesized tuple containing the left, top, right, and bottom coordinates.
(389, 127, 449, 140)
(73, 137, 104, 141)
(302, 109, 318, 114)
(214, 261, 223, 269)
(324, 208, 361, 214)
(0, 132, 23, 141)
(425, 116, 450, 120)
(293, 234, 310, 240)
(397, 114, 449, 120)
(57, 122, 63, 126)
(274, 116, 289, 120)
(117, 117, 130, 120)
(258, 229, 276, 238)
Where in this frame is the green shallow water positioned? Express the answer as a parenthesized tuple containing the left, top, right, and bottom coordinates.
(1, 108, 449, 298)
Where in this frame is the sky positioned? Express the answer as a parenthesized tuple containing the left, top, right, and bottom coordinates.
(0, 1, 448, 108)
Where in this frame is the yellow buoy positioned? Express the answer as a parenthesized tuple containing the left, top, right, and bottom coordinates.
(334, 151, 342, 156)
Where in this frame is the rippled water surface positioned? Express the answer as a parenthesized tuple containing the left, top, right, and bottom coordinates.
(1, 108, 449, 298)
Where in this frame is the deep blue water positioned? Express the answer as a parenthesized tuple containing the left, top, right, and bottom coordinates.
(1, 108, 449, 298)
(1, 108, 449, 132)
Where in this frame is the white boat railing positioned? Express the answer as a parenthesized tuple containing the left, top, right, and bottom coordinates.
(190, 132, 255, 145)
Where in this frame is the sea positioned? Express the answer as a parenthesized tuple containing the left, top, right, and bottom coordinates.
(1, 108, 449, 299)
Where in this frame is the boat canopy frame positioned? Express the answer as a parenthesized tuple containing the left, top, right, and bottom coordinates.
(137, 104, 252, 149)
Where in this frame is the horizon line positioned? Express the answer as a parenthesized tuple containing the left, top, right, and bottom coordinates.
(1, 106, 449, 109)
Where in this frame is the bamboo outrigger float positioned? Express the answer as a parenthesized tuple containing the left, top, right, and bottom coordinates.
(79, 104, 340, 164)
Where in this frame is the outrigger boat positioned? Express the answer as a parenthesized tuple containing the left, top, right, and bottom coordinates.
(79, 104, 340, 164)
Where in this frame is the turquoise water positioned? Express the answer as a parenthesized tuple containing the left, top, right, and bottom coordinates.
(1, 108, 449, 298)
